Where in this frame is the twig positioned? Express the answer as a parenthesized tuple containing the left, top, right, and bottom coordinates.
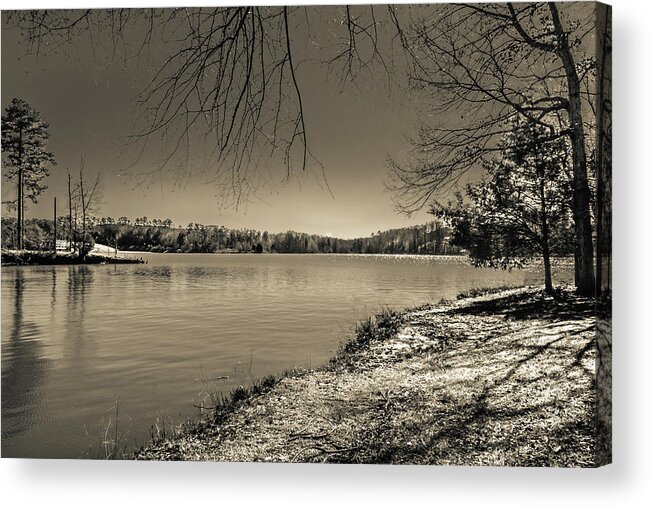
(312, 445, 359, 455)
(289, 431, 332, 441)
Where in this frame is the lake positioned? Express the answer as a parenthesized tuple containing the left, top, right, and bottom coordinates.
(1, 253, 565, 458)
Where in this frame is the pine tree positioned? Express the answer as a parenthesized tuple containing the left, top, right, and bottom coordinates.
(433, 117, 574, 294)
(2, 98, 56, 249)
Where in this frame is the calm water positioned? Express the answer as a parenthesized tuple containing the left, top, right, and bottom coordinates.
(1, 253, 562, 458)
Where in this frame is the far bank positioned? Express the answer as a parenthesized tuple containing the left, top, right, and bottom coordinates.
(1, 249, 145, 266)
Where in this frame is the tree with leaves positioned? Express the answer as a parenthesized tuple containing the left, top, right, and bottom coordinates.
(1, 98, 56, 250)
(433, 117, 574, 294)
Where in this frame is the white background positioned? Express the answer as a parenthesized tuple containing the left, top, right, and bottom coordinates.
(1, 0, 649, 505)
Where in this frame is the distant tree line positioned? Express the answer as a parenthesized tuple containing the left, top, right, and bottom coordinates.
(1, 217, 55, 251)
(1, 217, 461, 256)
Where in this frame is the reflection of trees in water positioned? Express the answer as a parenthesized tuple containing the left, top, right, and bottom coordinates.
(184, 265, 260, 288)
(1, 269, 49, 440)
(133, 266, 174, 278)
(185, 266, 225, 284)
(50, 267, 57, 308)
(132, 266, 175, 295)
(64, 265, 95, 367)
(66, 265, 93, 308)
(146, 266, 173, 279)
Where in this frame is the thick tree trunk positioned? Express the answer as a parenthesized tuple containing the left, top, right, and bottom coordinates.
(566, 99, 595, 297)
(594, 1, 612, 467)
(595, 6, 612, 298)
(549, 3, 595, 296)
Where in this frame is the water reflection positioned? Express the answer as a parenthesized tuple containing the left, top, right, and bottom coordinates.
(149, 266, 173, 279)
(51, 267, 57, 308)
(1, 269, 49, 440)
(67, 265, 93, 308)
(64, 265, 95, 369)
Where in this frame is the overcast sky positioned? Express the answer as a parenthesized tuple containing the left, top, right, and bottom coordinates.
(1, 7, 439, 238)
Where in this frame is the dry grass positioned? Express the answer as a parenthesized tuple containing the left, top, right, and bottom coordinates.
(136, 286, 597, 466)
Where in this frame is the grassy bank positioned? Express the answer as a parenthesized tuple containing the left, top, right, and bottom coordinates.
(1, 250, 145, 266)
(136, 286, 597, 466)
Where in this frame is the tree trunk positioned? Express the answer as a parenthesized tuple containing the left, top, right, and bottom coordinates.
(67, 173, 73, 252)
(542, 242, 553, 295)
(80, 167, 86, 260)
(16, 127, 24, 250)
(21, 172, 25, 249)
(537, 152, 553, 295)
(595, 5, 612, 298)
(53, 197, 57, 254)
(17, 167, 23, 250)
(549, 3, 595, 296)
(594, 1, 612, 467)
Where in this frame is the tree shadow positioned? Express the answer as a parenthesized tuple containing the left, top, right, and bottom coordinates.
(454, 288, 595, 322)
(328, 289, 597, 466)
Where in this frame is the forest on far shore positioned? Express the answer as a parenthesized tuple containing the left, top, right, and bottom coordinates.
(0, 217, 462, 256)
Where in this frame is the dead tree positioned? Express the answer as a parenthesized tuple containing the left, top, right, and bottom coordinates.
(67, 171, 73, 251)
(76, 156, 101, 258)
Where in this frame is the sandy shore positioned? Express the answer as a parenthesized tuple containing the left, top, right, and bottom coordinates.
(136, 286, 598, 466)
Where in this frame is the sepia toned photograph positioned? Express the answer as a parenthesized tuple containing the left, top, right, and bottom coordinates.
(1, 2, 611, 466)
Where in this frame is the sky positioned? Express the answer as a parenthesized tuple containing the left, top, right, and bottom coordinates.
(1, 6, 436, 239)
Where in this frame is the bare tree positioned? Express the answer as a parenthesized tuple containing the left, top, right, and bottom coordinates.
(67, 171, 73, 250)
(4, 8, 394, 205)
(78, 157, 101, 258)
(388, 2, 597, 295)
(3, 10, 295, 205)
(65, 156, 101, 258)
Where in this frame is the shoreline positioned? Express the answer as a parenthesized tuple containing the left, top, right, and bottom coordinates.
(1, 250, 145, 266)
(135, 285, 599, 466)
